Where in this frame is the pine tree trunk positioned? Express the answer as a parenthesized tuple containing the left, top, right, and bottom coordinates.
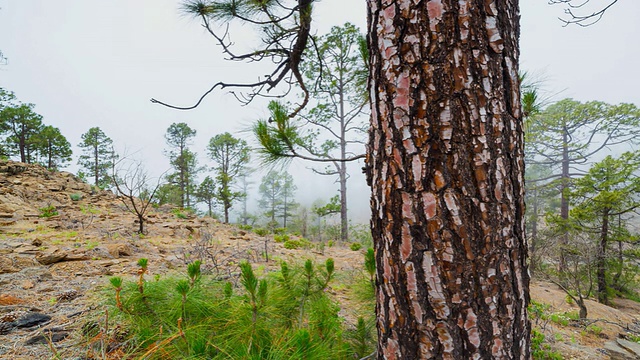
(366, 1, 530, 358)
(48, 142, 53, 170)
(339, 163, 349, 242)
(612, 214, 623, 291)
(94, 143, 99, 187)
(19, 135, 26, 163)
(530, 187, 539, 275)
(597, 209, 609, 304)
(339, 74, 349, 243)
(559, 127, 570, 272)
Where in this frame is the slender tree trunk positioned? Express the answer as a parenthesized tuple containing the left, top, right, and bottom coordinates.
(284, 191, 288, 228)
(530, 186, 539, 274)
(559, 126, 569, 272)
(180, 161, 185, 209)
(612, 214, 623, 290)
(597, 209, 609, 304)
(19, 135, 26, 163)
(577, 298, 587, 319)
(47, 142, 53, 170)
(339, 74, 349, 243)
(271, 188, 277, 225)
(94, 143, 99, 186)
(242, 174, 249, 225)
(366, 1, 530, 358)
(339, 162, 348, 242)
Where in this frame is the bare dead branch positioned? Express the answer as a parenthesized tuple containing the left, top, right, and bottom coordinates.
(549, 0, 618, 26)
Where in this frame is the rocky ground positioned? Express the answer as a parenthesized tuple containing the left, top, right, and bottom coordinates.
(0, 160, 640, 359)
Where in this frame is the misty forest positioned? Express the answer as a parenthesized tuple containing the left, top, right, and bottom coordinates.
(2, 0, 640, 359)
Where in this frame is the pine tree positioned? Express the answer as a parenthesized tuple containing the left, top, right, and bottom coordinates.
(78, 127, 117, 188)
(207, 132, 250, 223)
(1, 103, 43, 163)
(164, 122, 199, 208)
(33, 125, 72, 170)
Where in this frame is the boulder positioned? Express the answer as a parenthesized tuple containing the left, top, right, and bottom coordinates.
(104, 243, 133, 258)
(617, 339, 640, 358)
(0, 256, 18, 274)
(604, 341, 639, 360)
(36, 251, 67, 265)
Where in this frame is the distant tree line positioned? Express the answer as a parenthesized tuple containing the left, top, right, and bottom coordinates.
(0, 88, 72, 170)
(524, 90, 640, 317)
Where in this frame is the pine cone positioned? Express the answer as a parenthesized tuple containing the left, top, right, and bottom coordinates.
(57, 289, 80, 302)
(0, 310, 26, 323)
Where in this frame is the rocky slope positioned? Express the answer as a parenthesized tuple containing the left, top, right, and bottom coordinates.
(0, 160, 639, 359)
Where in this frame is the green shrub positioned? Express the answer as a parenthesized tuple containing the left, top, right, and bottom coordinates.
(350, 242, 363, 251)
(69, 193, 83, 201)
(238, 224, 253, 231)
(274, 234, 290, 243)
(95, 258, 363, 359)
(273, 227, 287, 235)
(171, 208, 192, 219)
(528, 300, 551, 321)
(531, 329, 563, 360)
(254, 228, 269, 237)
(175, 212, 187, 219)
(586, 325, 603, 336)
(284, 239, 302, 249)
(39, 205, 58, 218)
(549, 311, 578, 326)
(628, 334, 640, 344)
(283, 237, 311, 250)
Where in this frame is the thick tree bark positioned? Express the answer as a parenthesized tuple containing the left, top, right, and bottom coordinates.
(366, 0, 530, 358)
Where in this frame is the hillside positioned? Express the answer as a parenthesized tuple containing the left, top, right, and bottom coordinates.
(0, 160, 639, 359)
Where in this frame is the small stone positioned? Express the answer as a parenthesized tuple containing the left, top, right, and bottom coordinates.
(21, 280, 35, 289)
(15, 312, 51, 328)
(24, 329, 69, 345)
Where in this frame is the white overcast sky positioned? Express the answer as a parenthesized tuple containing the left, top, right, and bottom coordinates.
(1, 1, 639, 222)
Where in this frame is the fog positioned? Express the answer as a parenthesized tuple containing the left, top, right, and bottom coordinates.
(1, 0, 639, 223)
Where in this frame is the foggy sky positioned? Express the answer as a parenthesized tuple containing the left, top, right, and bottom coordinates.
(1, 0, 639, 223)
